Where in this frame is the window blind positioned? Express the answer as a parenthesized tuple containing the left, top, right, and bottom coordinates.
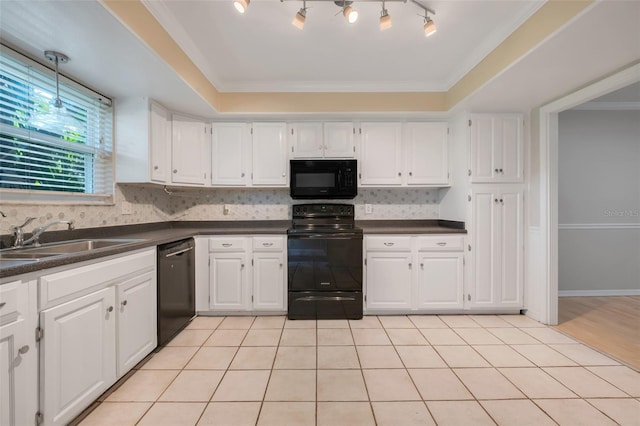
(0, 48, 113, 198)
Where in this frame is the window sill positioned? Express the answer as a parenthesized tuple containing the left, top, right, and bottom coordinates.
(0, 189, 114, 206)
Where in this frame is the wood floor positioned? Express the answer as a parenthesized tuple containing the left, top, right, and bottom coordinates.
(556, 296, 640, 370)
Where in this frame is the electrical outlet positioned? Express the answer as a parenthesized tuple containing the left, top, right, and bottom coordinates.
(223, 204, 230, 215)
(121, 201, 132, 215)
(365, 204, 373, 214)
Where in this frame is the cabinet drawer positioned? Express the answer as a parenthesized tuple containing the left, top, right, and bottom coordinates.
(209, 237, 248, 252)
(0, 280, 20, 320)
(253, 236, 284, 251)
(366, 236, 412, 251)
(416, 235, 464, 251)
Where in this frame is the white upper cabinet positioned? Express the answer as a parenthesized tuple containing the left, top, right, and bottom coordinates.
(289, 122, 324, 158)
(359, 122, 403, 186)
(290, 122, 355, 159)
(171, 114, 209, 185)
(115, 97, 170, 184)
(469, 114, 523, 183)
(252, 122, 288, 186)
(211, 123, 251, 186)
(405, 122, 449, 186)
(323, 122, 355, 158)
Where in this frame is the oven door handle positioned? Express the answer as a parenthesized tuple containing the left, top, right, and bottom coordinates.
(288, 232, 362, 239)
(296, 296, 357, 302)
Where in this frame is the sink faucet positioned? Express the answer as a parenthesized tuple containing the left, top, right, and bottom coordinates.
(11, 217, 37, 247)
(19, 219, 75, 248)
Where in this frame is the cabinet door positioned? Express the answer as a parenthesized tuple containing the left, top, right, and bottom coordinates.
(359, 122, 403, 186)
(470, 114, 523, 183)
(323, 122, 355, 158)
(290, 123, 324, 158)
(149, 101, 170, 183)
(405, 122, 449, 186)
(41, 287, 116, 426)
(365, 252, 412, 310)
(171, 114, 208, 185)
(252, 252, 285, 311)
(0, 281, 36, 426)
(209, 253, 250, 311)
(212, 123, 251, 186)
(417, 253, 463, 310)
(498, 190, 523, 306)
(117, 271, 157, 377)
(252, 122, 287, 186)
(468, 189, 499, 307)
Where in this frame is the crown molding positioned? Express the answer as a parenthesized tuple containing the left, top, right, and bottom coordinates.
(571, 101, 640, 111)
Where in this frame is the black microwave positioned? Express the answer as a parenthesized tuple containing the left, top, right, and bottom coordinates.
(290, 160, 357, 199)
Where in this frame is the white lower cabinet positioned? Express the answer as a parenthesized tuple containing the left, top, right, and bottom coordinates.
(38, 249, 156, 426)
(41, 288, 116, 426)
(366, 251, 413, 310)
(0, 279, 37, 426)
(208, 236, 286, 313)
(364, 235, 465, 313)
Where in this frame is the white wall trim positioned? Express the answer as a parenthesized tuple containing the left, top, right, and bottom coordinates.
(559, 289, 640, 297)
(558, 223, 640, 230)
(538, 62, 640, 326)
(572, 101, 640, 111)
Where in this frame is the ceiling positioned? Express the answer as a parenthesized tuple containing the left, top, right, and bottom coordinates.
(143, 0, 543, 92)
(0, 0, 639, 117)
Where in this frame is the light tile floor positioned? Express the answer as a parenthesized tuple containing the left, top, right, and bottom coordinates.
(76, 315, 640, 426)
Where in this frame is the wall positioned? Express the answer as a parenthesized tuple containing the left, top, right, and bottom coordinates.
(1, 185, 440, 233)
(557, 109, 640, 295)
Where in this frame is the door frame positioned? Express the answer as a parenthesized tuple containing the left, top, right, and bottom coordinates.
(537, 63, 640, 325)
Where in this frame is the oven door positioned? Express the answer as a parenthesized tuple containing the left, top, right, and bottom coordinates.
(287, 233, 363, 292)
(288, 291, 363, 320)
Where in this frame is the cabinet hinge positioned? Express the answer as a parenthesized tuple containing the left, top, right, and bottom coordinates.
(364, 294, 367, 302)
(251, 295, 254, 302)
(463, 257, 466, 266)
(359, 173, 362, 179)
(35, 411, 43, 425)
(251, 259, 254, 266)
(359, 128, 362, 134)
(250, 128, 253, 135)
(468, 244, 471, 252)
(352, 128, 355, 134)
(468, 169, 472, 176)
(467, 294, 471, 301)
(291, 146, 294, 153)
(291, 128, 294, 135)
(208, 258, 211, 266)
(353, 146, 355, 153)
(35, 327, 43, 342)
(468, 195, 471, 202)
(468, 119, 472, 127)
(364, 258, 367, 266)
(447, 127, 450, 134)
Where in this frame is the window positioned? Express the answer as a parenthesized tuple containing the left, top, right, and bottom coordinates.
(0, 47, 113, 203)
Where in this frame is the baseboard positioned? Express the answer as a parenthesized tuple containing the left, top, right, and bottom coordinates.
(558, 289, 640, 297)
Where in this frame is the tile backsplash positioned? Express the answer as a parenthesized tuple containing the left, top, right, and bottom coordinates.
(1, 185, 441, 232)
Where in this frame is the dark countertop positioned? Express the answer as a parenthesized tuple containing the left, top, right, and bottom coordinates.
(357, 220, 467, 235)
(0, 219, 465, 279)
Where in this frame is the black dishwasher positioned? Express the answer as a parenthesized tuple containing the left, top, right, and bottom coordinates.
(157, 238, 195, 346)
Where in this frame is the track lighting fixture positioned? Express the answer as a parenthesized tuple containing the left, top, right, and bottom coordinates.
(292, 0, 307, 29)
(340, 2, 358, 24)
(237, 0, 435, 36)
(423, 16, 436, 36)
(233, 0, 250, 14)
(379, 0, 391, 31)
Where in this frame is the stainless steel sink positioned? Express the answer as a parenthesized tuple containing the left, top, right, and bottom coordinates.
(0, 238, 143, 261)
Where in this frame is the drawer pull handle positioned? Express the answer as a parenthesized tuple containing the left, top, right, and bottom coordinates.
(383, 242, 394, 247)
(18, 345, 29, 355)
(262, 243, 273, 247)
(437, 242, 447, 246)
(0, 302, 5, 309)
(279, 263, 283, 268)
(222, 243, 232, 247)
(107, 306, 114, 313)
(121, 300, 128, 307)
(320, 282, 331, 286)
(420, 263, 424, 269)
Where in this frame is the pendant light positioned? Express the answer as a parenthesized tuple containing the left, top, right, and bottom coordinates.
(336, 1, 358, 24)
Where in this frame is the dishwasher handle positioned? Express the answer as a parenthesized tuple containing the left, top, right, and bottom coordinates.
(164, 246, 193, 257)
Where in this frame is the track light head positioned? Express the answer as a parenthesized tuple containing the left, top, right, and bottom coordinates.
(379, 9, 391, 31)
(423, 16, 436, 37)
(233, 0, 250, 14)
(343, 5, 358, 24)
(292, 8, 306, 29)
